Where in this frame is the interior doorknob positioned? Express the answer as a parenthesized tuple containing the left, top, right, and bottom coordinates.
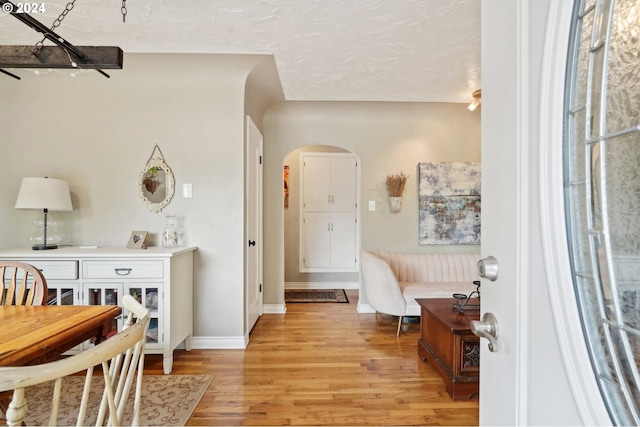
(470, 312, 499, 352)
(248, 240, 256, 247)
(477, 256, 499, 281)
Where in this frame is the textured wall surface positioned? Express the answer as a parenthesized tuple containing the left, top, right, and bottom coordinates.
(0, 0, 480, 102)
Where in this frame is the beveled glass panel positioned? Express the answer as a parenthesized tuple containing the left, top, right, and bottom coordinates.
(574, 8, 594, 110)
(564, 0, 640, 421)
(605, 134, 640, 254)
(605, 0, 640, 134)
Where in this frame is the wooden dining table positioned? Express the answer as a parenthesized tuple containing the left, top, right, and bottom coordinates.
(0, 304, 122, 367)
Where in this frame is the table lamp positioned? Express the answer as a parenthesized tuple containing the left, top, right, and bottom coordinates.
(15, 177, 73, 250)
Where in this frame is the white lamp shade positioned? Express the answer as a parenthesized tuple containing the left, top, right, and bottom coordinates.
(15, 177, 73, 211)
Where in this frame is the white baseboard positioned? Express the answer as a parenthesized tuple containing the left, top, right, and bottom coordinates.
(192, 335, 247, 349)
(263, 304, 287, 314)
(285, 282, 359, 290)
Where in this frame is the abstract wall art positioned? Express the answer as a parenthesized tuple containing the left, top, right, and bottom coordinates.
(418, 162, 481, 245)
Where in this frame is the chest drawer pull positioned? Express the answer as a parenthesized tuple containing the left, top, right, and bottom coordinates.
(114, 268, 132, 276)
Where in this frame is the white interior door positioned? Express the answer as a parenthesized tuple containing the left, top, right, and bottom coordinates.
(246, 116, 263, 334)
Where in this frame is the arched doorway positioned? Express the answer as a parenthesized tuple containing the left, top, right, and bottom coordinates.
(282, 145, 361, 295)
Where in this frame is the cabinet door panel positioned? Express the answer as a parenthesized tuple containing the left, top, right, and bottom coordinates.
(46, 283, 78, 306)
(46, 283, 81, 352)
(330, 212, 357, 269)
(300, 153, 359, 272)
(302, 156, 331, 212)
(127, 284, 162, 348)
(302, 213, 332, 269)
(331, 157, 358, 212)
(83, 283, 124, 347)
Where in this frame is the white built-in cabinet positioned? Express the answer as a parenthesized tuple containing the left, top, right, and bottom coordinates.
(300, 153, 359, 272)
(0, 246, 196, 374)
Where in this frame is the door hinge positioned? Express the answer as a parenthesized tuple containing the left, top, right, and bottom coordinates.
(260, 283, 262, 293)
(259, 155, 262, 165)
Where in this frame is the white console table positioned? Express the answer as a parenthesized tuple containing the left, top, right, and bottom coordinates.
(0, 246, 197, 374)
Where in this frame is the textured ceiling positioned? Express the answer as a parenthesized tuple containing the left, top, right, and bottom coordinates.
(0, 0, 481, 102)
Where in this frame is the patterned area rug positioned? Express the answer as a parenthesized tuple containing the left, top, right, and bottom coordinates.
(22, 374, 212, 426)
(285, 289, 349, 303)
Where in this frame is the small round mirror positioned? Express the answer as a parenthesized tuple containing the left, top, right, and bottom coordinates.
(139, 157, 175, 213)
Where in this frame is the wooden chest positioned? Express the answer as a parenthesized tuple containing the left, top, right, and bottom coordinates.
(417, 298, 480, 400)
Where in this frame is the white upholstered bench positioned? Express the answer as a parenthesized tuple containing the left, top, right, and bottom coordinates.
(360, 250, 481, 335)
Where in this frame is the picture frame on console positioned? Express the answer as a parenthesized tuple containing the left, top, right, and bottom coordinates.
(127, 231, 148, 249)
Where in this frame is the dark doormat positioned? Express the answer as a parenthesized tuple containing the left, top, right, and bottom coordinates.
(285, 289, 349, 303)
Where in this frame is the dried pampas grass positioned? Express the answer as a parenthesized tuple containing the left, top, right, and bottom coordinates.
(385, 172, 408, 197)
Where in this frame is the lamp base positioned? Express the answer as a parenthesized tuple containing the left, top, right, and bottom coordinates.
(32, 244, 58, 250)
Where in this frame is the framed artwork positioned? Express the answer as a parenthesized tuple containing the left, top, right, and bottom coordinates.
(418, 162, 481, 245)
(127, 231, 148, 249)
(284, 165, 290, 208)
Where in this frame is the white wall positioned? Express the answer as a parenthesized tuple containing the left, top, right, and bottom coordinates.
(0, 53, 279, 345)
(263, 101, 481, 306)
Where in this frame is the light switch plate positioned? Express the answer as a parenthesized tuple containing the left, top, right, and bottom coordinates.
(368, 200, 375, 211)
(183, 183, 193, 198)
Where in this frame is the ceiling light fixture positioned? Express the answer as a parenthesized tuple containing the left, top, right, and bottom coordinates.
(468, 89, 482, 111)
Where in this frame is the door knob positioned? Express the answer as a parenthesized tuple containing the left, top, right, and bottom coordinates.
(248, 240, 256, 247)
(477, 256, 499, 281)
(470, 312, 499, 352)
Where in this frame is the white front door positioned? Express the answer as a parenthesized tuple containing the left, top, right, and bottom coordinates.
(246, 116, 263, 334)
(480, 1, 610, 424)
(478, 2, 523, 423)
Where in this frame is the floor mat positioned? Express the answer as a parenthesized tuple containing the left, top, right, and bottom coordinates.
(285, 289, 349, 303)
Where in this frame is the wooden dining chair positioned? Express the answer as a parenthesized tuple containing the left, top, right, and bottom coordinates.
(0, 261, 48, 306)
(0, 295, 150, 426)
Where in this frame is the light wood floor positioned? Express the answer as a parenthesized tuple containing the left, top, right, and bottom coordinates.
(144, 290, 479, 426)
